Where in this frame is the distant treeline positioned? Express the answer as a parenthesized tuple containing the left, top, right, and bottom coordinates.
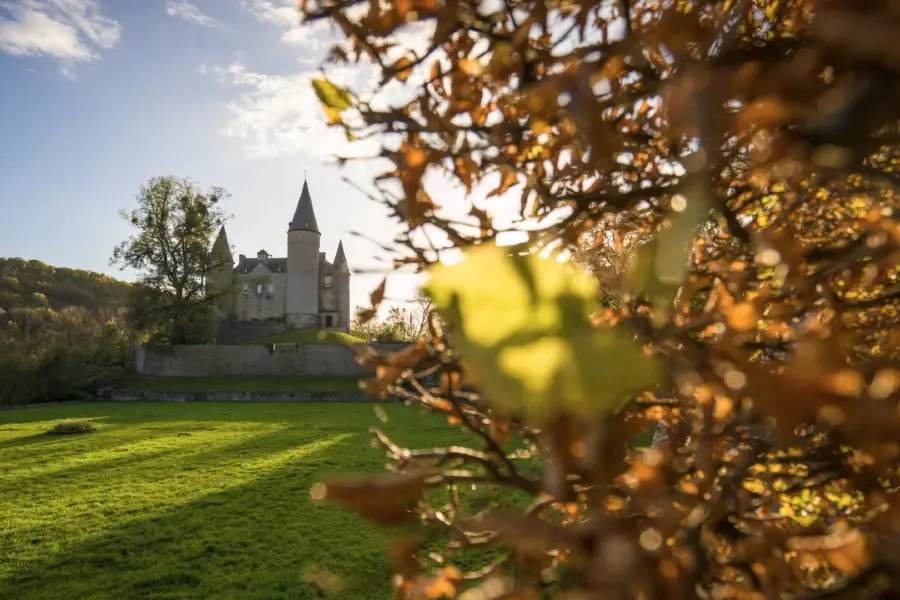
(0, 257, 130, 317)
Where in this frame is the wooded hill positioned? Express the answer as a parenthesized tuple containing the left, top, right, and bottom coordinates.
(0, 257, 130, 318)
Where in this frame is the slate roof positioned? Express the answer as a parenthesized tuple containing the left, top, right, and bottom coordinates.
(234, 257, 288, 274)
(288, 180, 320, 234)
(334, 240, 347, 269)
(210, 225, 232, 261)
(234, 256, 339, 275)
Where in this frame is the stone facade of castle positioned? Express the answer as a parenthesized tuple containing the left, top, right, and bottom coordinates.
(208, 179, 351, 332)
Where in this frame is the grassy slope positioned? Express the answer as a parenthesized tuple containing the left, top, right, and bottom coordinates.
(241, 328, 366, 345)
(0, 403, 475, 600)
(124, 376, 362, 393)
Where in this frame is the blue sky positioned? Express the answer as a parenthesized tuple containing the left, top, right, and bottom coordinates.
(0, 0, 439, 311)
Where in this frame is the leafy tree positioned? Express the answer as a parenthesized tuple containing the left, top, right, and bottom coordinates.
(409, 289, 434, 339)
(298, 0, 900, 598)
(111, 176, 228, 345)
(27, 292, 48, 308)
(0, 302, 131, 406)
(350, 290, 437, 342)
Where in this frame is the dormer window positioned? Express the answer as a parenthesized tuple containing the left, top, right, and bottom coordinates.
(324, 275, 332, 288)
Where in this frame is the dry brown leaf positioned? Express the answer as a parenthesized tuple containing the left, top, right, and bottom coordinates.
(321, 473, 427, 525)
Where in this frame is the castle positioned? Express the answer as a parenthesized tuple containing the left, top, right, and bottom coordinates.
(208, 179, 351, 332)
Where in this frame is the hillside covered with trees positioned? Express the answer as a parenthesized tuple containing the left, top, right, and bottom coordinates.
(0, 257, 130, 319)
(0, 258, 133, 405)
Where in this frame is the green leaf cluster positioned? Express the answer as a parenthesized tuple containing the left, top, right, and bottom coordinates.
(425, 244, 663, 424)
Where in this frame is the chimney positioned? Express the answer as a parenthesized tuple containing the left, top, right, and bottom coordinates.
(239, 254, 246, 263)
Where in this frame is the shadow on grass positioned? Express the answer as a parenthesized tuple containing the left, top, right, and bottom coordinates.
(0, 402, 405, 429)
(0, 432, 402, 600)
(0, 422, 216, 465)
(0, 433, 78, 451)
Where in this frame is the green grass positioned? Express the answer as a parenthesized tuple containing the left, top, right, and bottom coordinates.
(123, 376, 362, 393)
(0, 402, 477, 600)
(241, 328, 366, 346)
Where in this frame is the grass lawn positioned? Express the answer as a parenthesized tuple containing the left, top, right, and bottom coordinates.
(241, 328, 366, 346)
(123, 376, 362, 393)
(0, 402, 477, 600)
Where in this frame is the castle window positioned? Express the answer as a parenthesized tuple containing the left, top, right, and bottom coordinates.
(265, 282, 275, 297)
(242, 284, 249, 295)
(325, 315, 334, 327)
(256, 284, 262, 295)
(324, 275, 332, 288)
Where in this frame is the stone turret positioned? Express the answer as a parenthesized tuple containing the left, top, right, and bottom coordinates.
(208, 225, 235, 316)
(333, 240, 350, 331)
(285, 179, 321, 327)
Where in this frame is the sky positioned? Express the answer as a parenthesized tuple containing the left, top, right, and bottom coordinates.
(0, 0, 491, 312)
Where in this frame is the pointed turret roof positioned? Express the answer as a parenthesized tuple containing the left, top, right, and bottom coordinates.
(210, 225, 232, 262)
(288, 179, 320, 234)
(334, 240, 348, 271)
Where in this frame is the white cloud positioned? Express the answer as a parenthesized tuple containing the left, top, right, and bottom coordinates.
(240, 0, 328, 49)
(166, 0, 218, 28)
(209, 2, 437, 159)
(0, 0, 120, 76)
(239, 0, 294, 28)
(208, 61, 381, 160)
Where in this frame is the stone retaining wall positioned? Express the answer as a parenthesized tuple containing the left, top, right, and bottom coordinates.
(132, 343, 408, 377)
(108, 390, 373, 402)
(215, 320, 292, 344)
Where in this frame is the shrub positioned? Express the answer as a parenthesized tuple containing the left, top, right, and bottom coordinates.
(300, 0, 900, 598)
(47, 421, 96, 435)
(0, 335, 129, 405)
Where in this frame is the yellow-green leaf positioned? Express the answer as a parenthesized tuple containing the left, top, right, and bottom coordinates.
(311, 78, 353, 112)
(323, 105, 344, 126)
(425, 244, 662, 425)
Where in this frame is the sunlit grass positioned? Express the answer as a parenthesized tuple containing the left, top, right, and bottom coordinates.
(0, 402, 463, 600)
(123, 375, 361, 393)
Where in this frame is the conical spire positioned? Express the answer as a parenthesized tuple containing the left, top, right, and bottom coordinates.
(210, 225, 232, 262)
(334, 239, 348, 270)
(288, 179, 320, 234)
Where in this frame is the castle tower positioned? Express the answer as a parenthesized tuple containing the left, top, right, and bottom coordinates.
(208, 225, 235, 316)
(333, 240, 351, 331)
(285, 179, 321, 327)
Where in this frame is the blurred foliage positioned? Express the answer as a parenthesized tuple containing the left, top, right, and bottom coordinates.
(426, 244, 661, 423)
(300, 0, 900, 598)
